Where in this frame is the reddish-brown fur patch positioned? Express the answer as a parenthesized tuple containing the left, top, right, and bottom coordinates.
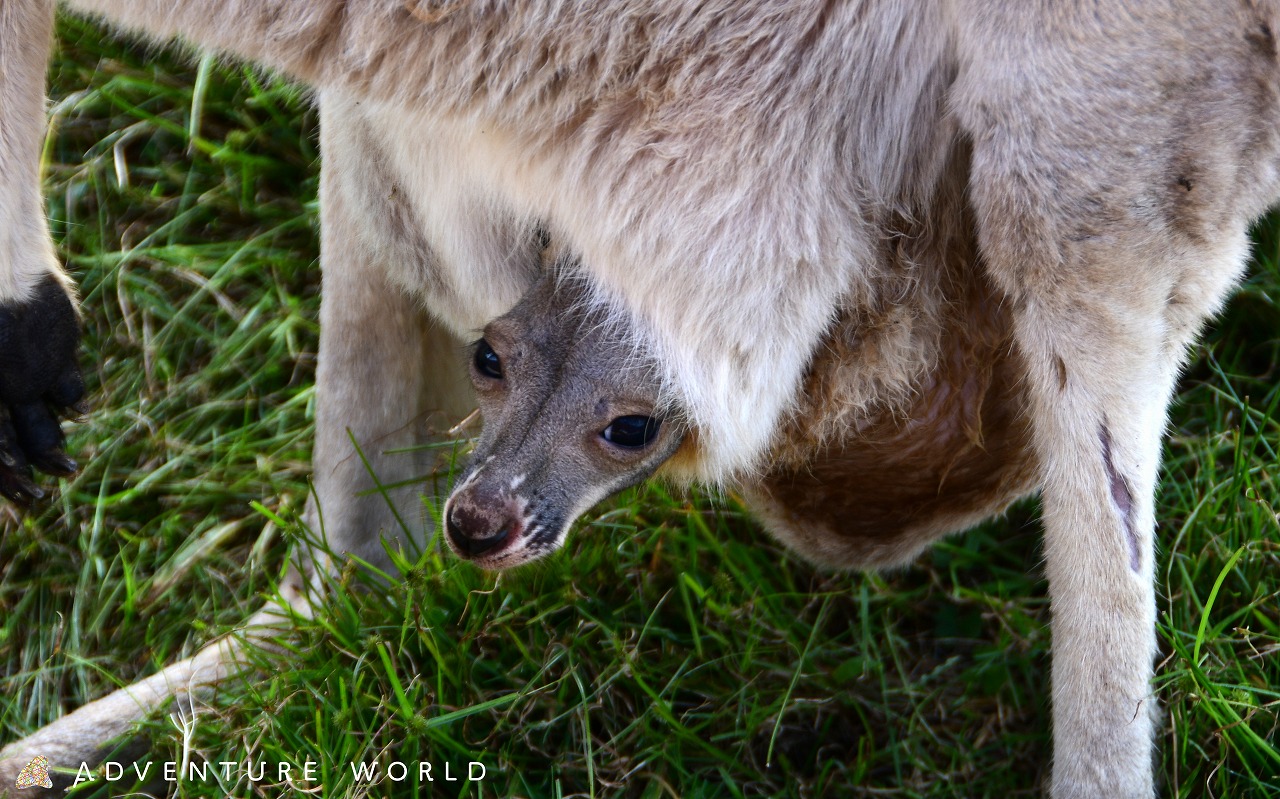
(746, 285, 1034, 568)
(744, 145, 1037, 569)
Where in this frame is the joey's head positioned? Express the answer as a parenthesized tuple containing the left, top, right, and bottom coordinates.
(443, 276, 686, 569)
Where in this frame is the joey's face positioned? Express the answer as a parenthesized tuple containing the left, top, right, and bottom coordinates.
(443, 278, 686, 569)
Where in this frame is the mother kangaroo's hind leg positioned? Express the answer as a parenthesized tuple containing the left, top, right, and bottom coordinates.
(953, 3, 1280, 794)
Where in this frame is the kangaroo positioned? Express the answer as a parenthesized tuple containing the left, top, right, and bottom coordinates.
(4, 2, 1280, 797)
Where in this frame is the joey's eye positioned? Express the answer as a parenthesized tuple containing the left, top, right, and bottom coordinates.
(601, 415, 661, 448)
(473, 339, 503, 379)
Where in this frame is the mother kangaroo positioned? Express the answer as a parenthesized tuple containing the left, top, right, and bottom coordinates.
(2, 2, 1279, 797)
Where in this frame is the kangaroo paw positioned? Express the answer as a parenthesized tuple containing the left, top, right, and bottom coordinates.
(0, 276, 85, 504)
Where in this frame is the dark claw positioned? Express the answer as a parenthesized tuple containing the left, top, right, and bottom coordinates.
(31, 450, 77, 477)
(0, 471, 44, 505)
(0, 416, 41, 504)
(0, 459, 45, 502)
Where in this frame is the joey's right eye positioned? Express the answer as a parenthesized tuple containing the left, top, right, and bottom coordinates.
(473, 339, 503, 379)
(601, 415, 661, 448)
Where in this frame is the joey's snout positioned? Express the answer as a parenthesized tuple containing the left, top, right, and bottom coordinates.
(443, 477, 527, 561)
(444, 502, 511, 556)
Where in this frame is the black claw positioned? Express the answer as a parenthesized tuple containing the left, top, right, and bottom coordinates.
(0, 416, 23, 471)
(31, 450, 77, 477)
(0, 467, 43, 505)
(21, 479, 43, 502)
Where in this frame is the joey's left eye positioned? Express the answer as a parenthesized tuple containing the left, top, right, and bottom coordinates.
(601, 415, 661, 448)
(473, 338, 503, 379)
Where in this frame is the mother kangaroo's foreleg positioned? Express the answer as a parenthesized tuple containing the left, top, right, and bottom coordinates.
(0, 0, 85, 501)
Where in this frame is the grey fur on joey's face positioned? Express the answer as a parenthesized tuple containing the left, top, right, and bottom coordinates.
(443, 277, 684, 570)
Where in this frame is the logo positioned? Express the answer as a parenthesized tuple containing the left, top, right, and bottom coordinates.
(14, 756, 52, 790)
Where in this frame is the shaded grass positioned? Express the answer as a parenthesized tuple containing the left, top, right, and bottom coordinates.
(0, 16, 1277, 799)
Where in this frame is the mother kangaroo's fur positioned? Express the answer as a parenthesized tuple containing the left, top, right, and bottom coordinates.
(3, 1, 1280, 796)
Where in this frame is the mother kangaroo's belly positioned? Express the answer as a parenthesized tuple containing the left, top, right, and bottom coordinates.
(742, 273, 1036, 571)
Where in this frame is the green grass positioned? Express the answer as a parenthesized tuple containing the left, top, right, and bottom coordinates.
(1, 16, 1278, 799)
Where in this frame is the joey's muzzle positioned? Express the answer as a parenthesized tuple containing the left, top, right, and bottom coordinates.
(442, 477, 524, 560)
(445, 509, 510, 556)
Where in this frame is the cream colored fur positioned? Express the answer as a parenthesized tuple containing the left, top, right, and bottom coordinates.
(0, 0, 67, 302)
(2, 1, 1280, 797)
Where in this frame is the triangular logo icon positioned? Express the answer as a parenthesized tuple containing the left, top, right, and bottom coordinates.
(14, 755, 53, 790)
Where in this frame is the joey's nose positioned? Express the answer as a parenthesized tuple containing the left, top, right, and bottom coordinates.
(445, 504, 512, 557)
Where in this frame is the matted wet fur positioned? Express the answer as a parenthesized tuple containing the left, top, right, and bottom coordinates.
(2, 1, 1280, 796)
